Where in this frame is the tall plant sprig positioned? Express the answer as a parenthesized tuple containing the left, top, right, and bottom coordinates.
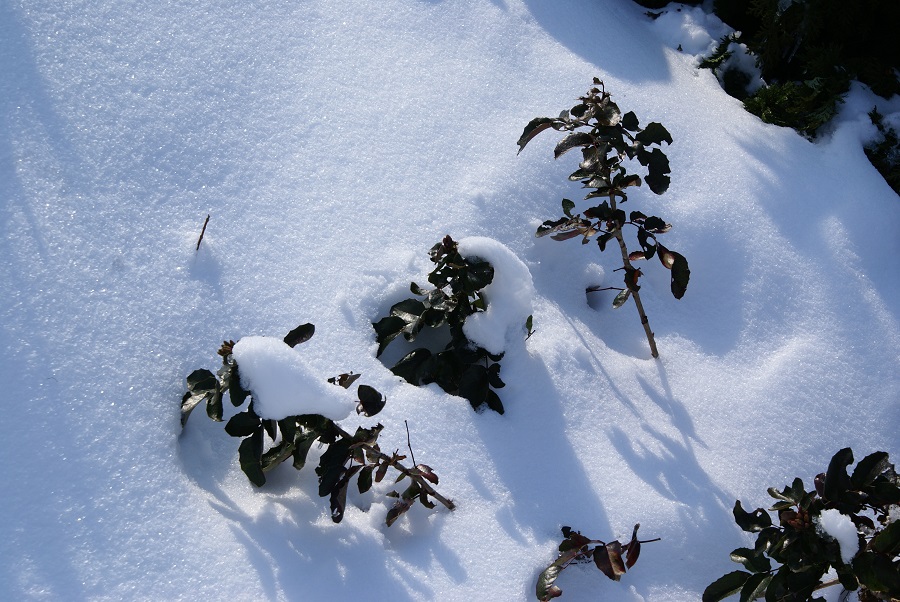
(518, 78, 690, 358)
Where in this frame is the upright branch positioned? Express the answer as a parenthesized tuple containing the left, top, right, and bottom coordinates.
(518, 78, 690, 358)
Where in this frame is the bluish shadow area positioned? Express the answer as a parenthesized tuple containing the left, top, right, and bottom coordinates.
(521, 0, 671, 83)
(178, 406, 464, 599)
(471, 342, 613, 560)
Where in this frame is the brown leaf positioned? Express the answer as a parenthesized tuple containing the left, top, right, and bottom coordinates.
(594, 541, 627, 581)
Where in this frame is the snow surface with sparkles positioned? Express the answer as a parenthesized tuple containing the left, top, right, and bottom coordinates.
(2, 1, 898, 601)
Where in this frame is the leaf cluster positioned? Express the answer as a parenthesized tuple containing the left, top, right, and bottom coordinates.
(518, 79, 689, 308)
(864, 108, 900, 196)
(373, 235, 508, 414)
(180, 323, 453, 527)
(537, 524, 659, 601)
(704, 448, 900, 602)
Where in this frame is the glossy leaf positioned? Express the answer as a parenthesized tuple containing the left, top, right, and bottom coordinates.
(636, 122, 673, 146)
(851, 451, 890, 488)
(554, 132, 594, 159)
(824, 447, 854, 503)
(238, 428, 265, 487)
(225, 410, 261, 438)
(613, 288, 631, 309)
(734, 501, 772, 532)
(702, 571, 751, 602)
(517, 117, 555, 154)
(356, 384, 386, 417)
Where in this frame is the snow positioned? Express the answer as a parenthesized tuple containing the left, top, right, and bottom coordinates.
(1, 0, 899, 600)
(458, 236, 535, 355)
(231, 336, 354, 421)
(817, 509, 860, 565)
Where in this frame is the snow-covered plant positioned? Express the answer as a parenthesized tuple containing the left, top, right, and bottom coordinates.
(180, 323, 454, 526)
(373, 235, 510, 414)
(704, 448, 900, 602)
(518, 78, 690, 358)
(536, 524, 659, 601)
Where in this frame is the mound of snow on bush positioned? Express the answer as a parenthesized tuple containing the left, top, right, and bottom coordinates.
(232, 336, 354, 421)
(458, 237, 534, 356)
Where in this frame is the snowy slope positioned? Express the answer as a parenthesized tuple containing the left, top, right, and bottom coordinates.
(1, 0, 898, 600)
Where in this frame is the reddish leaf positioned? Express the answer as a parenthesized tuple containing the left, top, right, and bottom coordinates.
(594, 541, 627, 581)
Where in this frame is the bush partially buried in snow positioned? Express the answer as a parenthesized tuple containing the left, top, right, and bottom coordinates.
(373, 235, 533, 415)
(518, 78, 689, 359)
(704, 448, 900, 602)
(180, 323, 454, 526)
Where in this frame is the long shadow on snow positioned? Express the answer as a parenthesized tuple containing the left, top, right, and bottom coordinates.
(521, 0, 670, 84)
(471, 341, 613, 554)
(179, 416, 460, 599)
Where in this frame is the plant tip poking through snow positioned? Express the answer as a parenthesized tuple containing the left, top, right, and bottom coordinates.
(231, 336, 354, 421)
(816, 508, 860, 564)
(457, 237, 534, 356)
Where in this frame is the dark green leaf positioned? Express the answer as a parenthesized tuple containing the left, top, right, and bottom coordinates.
(612, 288, 631, 309)
(853, 551, 900, 593)
(358, 465, 374, 494)
(734, 501, 772, 532)
(283, 323, 315, 348)
(873, 520, 900, 557)
(624, 524, 642, 568)
(562, 198, 575, 217)
(703, 571, 752, 602)
(186, 368, 217, 392)
(225, 411, 261, 438)
(517, 117, 555, 154)
(597, 232, 614, 252)
(554, 132, 594, 159)
(292, 432, 317, 470)
(739, 573, 772, 602)
(730, 548, 772, 573)
(622, 111, 640, 131)
(824, 447, 854, 503)
(536, 561, 565, 602)
(671, 253, 690, 299)
(373, 315, 407, 357)
(391, 348, 432, 385)
(458, 364, 489, 407)
(262, 418, 277, 441)
(851, 451, 890, 488)
(238, 429, 266, 487)
(639, 147, 671, 195)
(356, 384, 386, 417)
(636, 122, 673, 146)
(228, 364, 249, 407)
(206, 385, 223, 422)
(316, 438, 351, 498)
(485, 389, 505, 414)
(464, 260, 494, 292)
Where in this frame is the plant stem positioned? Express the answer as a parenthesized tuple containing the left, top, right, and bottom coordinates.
(335, 423, 455, 512)
(610, 196, 659, 358)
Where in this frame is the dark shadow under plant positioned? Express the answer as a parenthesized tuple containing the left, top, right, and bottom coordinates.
(373, 235, 508, 414)
(704, 448, 900, 602)
(180, 323, 454, 526)
(518, 78, 690, 358)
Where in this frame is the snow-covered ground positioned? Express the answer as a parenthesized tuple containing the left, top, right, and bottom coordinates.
(2, 1, 898, 600)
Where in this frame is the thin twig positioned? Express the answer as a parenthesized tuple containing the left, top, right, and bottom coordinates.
(195, 214, 210, 251)
(404, 419, 417, 467)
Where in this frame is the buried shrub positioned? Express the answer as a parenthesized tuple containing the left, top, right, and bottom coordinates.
(373, 235, 512, 414)
(518, 78, 690, 358)
(180, 323, 454, 526)
(704, 448, 900, 601)
(536, 524, 660, 601)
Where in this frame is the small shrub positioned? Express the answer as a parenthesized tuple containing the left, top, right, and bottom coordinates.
(536, 524, 659, 601)
(704, 448, 900, 601)
(180, 323, 454, 526)
(518, 78, 690, 358)
(373, 235, 509, 414)
(865, 108, 900, 196)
